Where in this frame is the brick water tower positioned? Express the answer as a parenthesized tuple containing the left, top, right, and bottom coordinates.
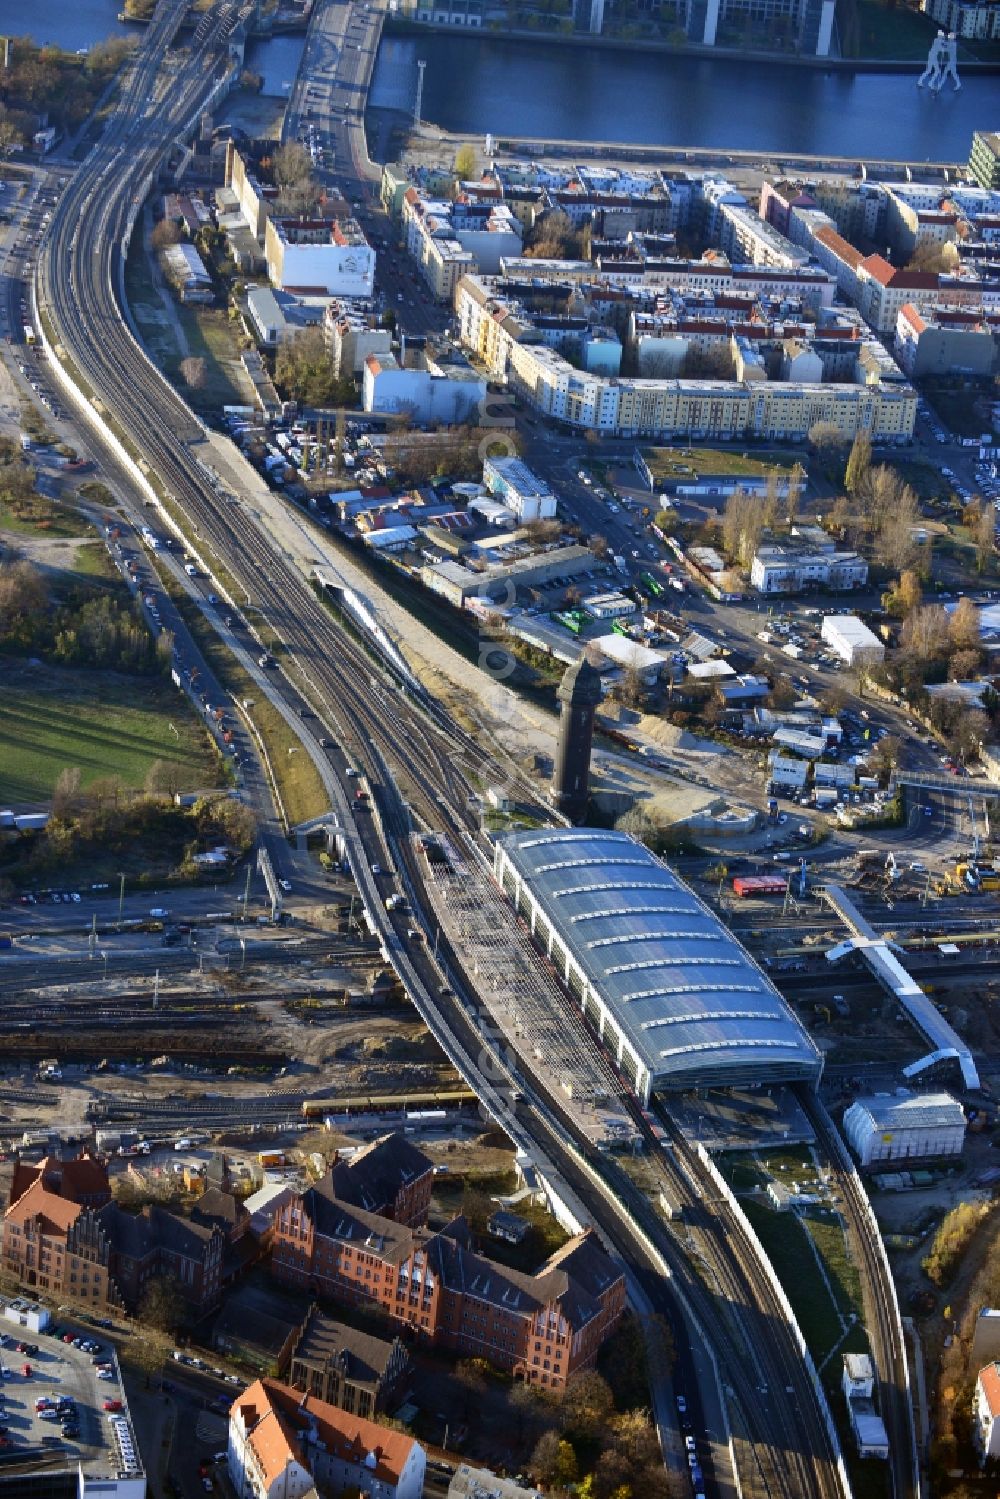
(551, 654, 603, 823)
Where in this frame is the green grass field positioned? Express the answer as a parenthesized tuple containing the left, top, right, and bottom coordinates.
(0, 663, 221, 805)
(645, 446, 801, 483)
(0, 494, 93, 540)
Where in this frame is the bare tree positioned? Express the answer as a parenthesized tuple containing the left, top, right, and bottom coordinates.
(151, 218, 181, 250)
(844, 431, 872, 497)
(900, 604, 950, 664)
(179, 356, 207, 391)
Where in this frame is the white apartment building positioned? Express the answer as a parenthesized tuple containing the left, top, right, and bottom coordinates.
(922, 0, 1000, 38)
(229, 1379, 425, 1499)
(323, 299, 392, 376)
(456, 272, 916, 443)
(975, 1363, 1000, 1464)
(362, 351, 487, 423)
(717, 201, 811, 270)
(264, 217, 375, 297)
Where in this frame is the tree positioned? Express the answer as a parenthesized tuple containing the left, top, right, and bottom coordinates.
(137, 1275, 187, 1334)
(870, 734, 901, 777)
(683, 342, 734, 380)
(808, 420, 850, 471)
(949, 708, 988, 760)
(949, 648, 983, 682)
(948, 596, 981, 653)
(52, 766, 82, 821)
(901, 604, 950, 665)
(144, 759, 183, 799)
(272, 141, 319, 217)
(974, 504, 996, 573)
(531, 1430, 564, 1485)
(722, 486, 764, 569)
(883, 568, 922, 618)
(454, 143, 477, 180)
(274, 327, 353, 408)
(654, 507, 677, 534)
(122, 1334, 166, 1390)
(179, 356, 207, 391)
(561, 1370, 614, 1439)
(0, 119, 22, 159)
(844, 432, 872, 497)
(785, 462, 805, 526)
(151, 218, 181, 250)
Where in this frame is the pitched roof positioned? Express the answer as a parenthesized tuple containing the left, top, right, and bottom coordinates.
(292, 1309, 403, 1385)
(9, 1152, 110, 1210)
(813, 226, 864, 271)
(235, 1378, 418, 1487)
(191, 1187, 245, 1233)
(4, 1177, 83, 1235)
(328, 1133, 432, 1216)
(980, 1362, 1000, 1418)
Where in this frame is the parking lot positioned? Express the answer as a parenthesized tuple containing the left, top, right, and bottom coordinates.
(0, 1317, 138, 1479)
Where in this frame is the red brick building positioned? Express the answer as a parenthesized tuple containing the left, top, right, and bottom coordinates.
(2, 1152, 225, 1316)
(270, 1186, 624, 1390)
(327, 1133, 434, 1228)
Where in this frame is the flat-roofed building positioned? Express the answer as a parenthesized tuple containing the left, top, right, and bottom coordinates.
(842, 1092, 966, 1167)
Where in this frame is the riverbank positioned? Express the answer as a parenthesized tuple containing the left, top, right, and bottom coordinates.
(384, 14, 1000, 72)
(396, 114, 964, 175)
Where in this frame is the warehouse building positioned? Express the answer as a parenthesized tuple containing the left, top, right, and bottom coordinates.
(494, 829, 823, 1102)
(820, 613, 885, 668)
(842, 1091, 966, 1167)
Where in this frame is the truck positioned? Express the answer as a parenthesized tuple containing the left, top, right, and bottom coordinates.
(385, 892, 404, 912)
(613, 555, 628, 575)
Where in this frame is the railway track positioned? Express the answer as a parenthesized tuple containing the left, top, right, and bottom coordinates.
(28, 9, 883, 1494)
(798, 1089, 918, 1499)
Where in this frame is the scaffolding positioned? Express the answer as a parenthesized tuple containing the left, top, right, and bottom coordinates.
(420, 835, 639, 1152)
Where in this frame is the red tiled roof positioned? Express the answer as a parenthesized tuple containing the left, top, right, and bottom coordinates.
(980, 1363, 1000, 1418)
(4, 1178, 82, 1236)
(814, 226, 864, 270)
(235, 1379, 417, 1487)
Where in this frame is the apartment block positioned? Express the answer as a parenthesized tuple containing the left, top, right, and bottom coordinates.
(264, 216, 375, 297)
(923, 0, 1000, 37)
(323, 299, 392, 376)
(895, 302, 998, 377)
(362, 349, 487, 423)
(974, 1363, 1000, 1464)
(970, 131, 1000, 190)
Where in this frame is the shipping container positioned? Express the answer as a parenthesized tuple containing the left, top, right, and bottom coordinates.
(732, 875, 788, 897)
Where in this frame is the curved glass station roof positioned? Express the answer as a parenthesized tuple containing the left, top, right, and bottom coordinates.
(498, 829, 822, 1094)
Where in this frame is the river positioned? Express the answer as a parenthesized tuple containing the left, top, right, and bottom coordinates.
(369, 32, 989, 161)
(1, 0, 990, 162)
